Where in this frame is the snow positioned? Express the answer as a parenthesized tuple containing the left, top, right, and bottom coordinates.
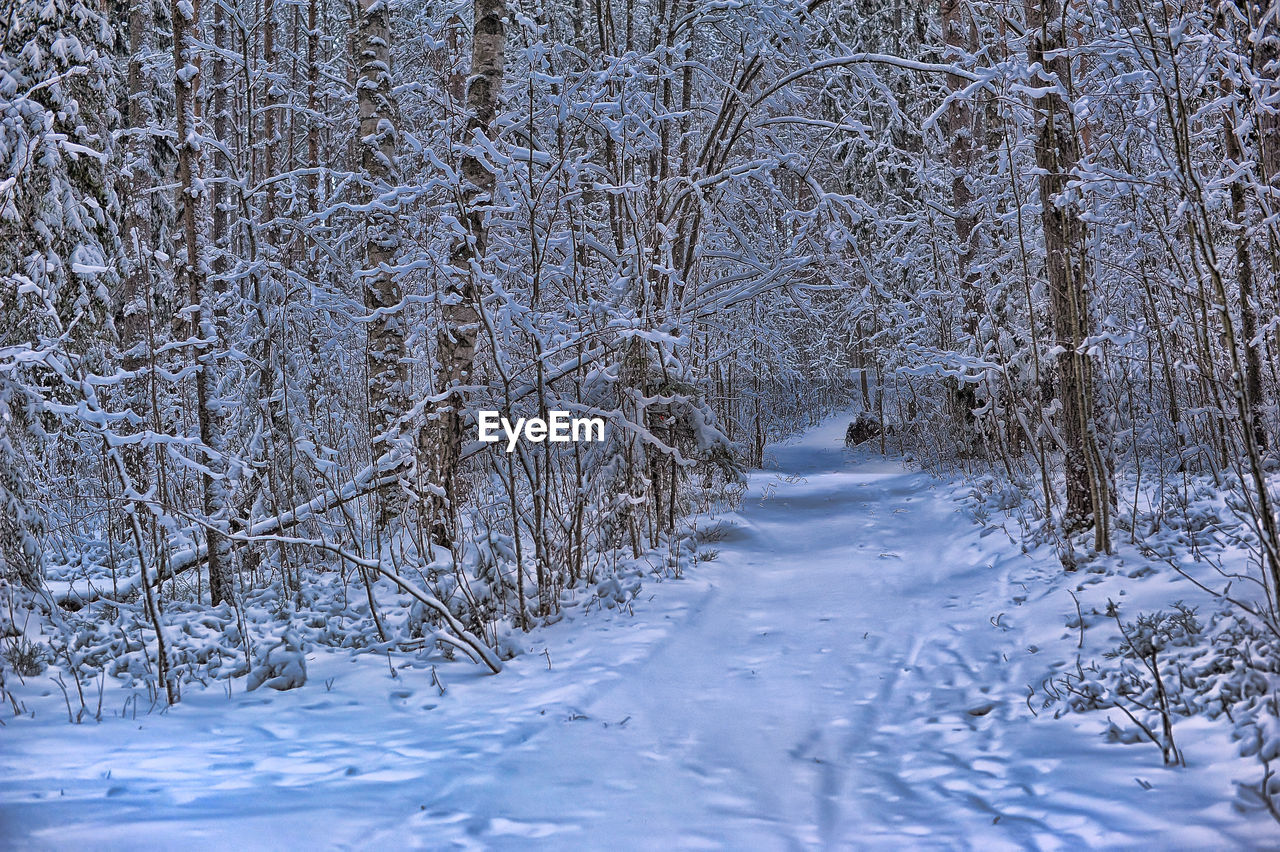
(1, 414, 1272, 849)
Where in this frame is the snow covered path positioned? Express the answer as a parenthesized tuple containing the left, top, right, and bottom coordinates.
(1, 416, 1267, 849)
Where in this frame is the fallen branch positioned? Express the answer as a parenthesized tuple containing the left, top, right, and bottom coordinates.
(231, 530, 502, 674)
(54, 460, 409, 609)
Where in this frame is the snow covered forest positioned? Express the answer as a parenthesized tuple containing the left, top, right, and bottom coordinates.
(4, 0, 1280, 844)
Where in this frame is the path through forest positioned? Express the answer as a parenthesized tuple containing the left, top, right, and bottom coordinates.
(1, 416, 1263, 849)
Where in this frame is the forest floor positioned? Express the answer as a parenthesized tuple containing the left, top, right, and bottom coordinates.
(1, 414, 1274, 849)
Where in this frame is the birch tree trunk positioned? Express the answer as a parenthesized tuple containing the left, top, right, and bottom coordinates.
(419, 0, 507, 547)
(357, 0, 409, 534)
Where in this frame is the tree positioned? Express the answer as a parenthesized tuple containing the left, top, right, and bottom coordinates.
(357, 0, 410, 536)
(942, 0, 984, 446)
(0, 0, 122, 587)
(171, 0, 233, 604)
(418, 0, 507, 548)
(1024, 0, 1112, 551)
(1218, 2, 1268, 453)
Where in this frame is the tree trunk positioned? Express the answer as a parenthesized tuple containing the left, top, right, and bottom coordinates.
(173, 0, 235, 604)
(1250, 0, 1280, 208)
(120, 0, 156, 463)
(1220, 9, 1267, 451)
(1025, 0, 1111, 546)
(418, 0, 507, 546)
(1241, 0, 1277, 443)
(943, 0, 983, 446)
(357, 0, 409, 534)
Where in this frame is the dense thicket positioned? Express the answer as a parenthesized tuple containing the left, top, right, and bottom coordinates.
(2, 0, 1277, 702)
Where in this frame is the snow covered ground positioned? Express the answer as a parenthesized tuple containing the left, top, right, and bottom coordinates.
(2, 415, 1273, 849)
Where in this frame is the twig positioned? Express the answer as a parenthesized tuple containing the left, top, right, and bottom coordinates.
(1069, 589, 1084, 648)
